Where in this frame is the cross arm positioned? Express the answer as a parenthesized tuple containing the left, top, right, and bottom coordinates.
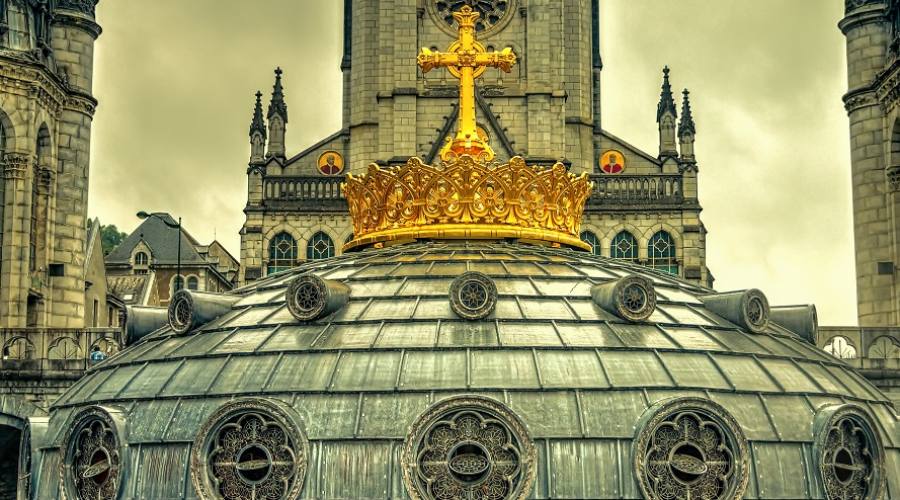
(474, 48, 517, 73)
(417, 48, 461, 73)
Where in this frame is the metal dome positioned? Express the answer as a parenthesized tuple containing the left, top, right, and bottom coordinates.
(26, 241, 899, 499)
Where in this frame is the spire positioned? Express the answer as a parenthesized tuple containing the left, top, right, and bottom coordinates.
(249, 91, 266, 139)
(656, 66, 677, 123)
(266, 67, 288, 159)
(679, 89, 696, 138)
(267, 67, 288, 122)
(657, 66, 678, 160)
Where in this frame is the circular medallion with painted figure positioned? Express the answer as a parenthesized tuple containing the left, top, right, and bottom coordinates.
(600, 150, 626, 174)
(317, 151, 344, 176)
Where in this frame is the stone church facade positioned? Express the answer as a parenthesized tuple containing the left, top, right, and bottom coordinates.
(0, 0, 101, 329)
(239, 0, 710, 288)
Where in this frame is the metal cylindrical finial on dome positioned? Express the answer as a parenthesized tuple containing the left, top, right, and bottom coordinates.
(167, 290, 241, 334)
(285, 274, 351, 322)
(591, 275, 658, 322)
(699, 289, 770, 334)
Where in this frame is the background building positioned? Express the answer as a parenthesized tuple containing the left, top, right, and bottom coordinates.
(105, 212, 239, 307)
(239, 0, 710, 288)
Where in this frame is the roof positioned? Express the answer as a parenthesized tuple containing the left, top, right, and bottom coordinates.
(105, 213, 206, 266)
(106, 273, 154, 306)
(40, 241, 900, 499)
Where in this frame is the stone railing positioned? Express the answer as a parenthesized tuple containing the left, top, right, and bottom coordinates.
(261, 173, 688, 209)
(587, 174, 684, 206)
(0, 327, 122, 377)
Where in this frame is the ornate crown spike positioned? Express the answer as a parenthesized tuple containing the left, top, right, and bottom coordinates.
(341, 155, 594, 252)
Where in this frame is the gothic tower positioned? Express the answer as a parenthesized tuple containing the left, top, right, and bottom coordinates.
(840, 0, 896, 326)
(0, 0, 101, 328)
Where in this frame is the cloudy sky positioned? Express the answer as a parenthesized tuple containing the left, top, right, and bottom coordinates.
(88, 1, 855, 324)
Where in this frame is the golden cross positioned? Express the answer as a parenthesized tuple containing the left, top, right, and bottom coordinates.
(418, 6, 516, 161)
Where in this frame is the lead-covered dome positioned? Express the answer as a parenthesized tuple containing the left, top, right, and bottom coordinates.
(24, 241, 899, 499)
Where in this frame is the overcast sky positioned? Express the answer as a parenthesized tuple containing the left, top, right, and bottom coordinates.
(88, 1, 855, 324)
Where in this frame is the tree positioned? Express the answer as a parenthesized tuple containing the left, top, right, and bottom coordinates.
(100, 225, 127, 255)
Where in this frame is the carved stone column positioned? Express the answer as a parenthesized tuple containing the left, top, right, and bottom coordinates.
(0, 153, 33, 327)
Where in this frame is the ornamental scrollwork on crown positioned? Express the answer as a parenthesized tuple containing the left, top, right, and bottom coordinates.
(341, 156, 593, 242)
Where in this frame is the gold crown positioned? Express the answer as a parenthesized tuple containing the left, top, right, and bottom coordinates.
(341, 155, 594, 252)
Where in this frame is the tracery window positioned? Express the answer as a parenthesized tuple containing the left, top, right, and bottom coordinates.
(62, 407, 122, 500)
(402, 396, 537, 500)
(648, 230, 678, 275)
(267, 232, 297, 274)
(306, 231, 334, 261)
(815, 405, 885, 500)
(823, 336, 857, 359)
(429, 0, 515, 37)
(191, 399, 309, 500)
(48, 337, 81, 360)
(579, 231, 600, 256)
(633, 398, 749, 500)
(3, 336, 34, 360)
(5, 0, 33, 51)
(611, 231, 638, 262)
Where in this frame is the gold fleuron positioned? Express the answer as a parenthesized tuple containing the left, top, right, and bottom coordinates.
(417, 6, 516, 162)
(341, 156, 595, 252)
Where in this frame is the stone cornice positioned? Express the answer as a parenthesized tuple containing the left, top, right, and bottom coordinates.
(0, 56, 69, 116)
(843, 87, 880, 113)
(64, 91, 98, 117)
(876, 59, 900, 111)
(52, 9, 102, 39)
(840, 1, 888, 33)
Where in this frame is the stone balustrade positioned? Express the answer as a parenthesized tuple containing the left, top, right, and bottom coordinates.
(261, 173, 688, 209)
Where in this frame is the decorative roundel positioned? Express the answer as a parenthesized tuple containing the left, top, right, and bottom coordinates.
(428, 0, 515, 38)
(814, 404, 885, 500)
(191, 398, 309, 500)
(286, 274, 329, 321)
(449, 271, 498, 320)
(742, 289, 770, 333)
(633, 398, 750, 500)
(600, 149, 626, 174)
(402, 396, 537, 500)
(615, 275, 657, 322)
(61, 407, 122, 500)
(168, 289, 195, 334)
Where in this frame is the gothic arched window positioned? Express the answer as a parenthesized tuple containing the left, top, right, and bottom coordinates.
(268, 232, 298, 275)
(306, 232, 335, 261)
(648, 231, 678, 275)
(134, 252, 149, 266)
(580, 231, 601, 255)
(5, 0, 33, 51)
(611, 231, 638, 262)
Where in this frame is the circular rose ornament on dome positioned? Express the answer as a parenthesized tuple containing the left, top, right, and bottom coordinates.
(402, 396, 537, 500)
(633, 398, 750, 500)
(191, 399, 309, 500)
(61, 407, 123, 500)
(814, 404, 885, 500)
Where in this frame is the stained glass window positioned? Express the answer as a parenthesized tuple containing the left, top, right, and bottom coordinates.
(579, 231, 601, 256)
(611, 231, 638, 262)
(307, 232, 335, 261)
(648, 231, 678, 275)
(268, 232, 298, 275)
